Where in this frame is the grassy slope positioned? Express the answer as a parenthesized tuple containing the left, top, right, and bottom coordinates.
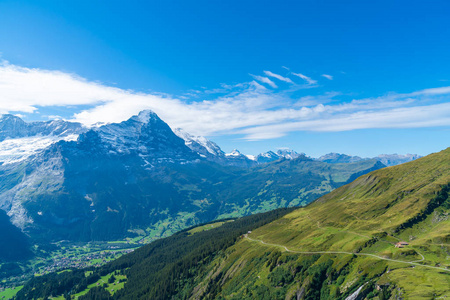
(13, 150, 447, 299)
(0, 286, 22, 300)
(188, 148, 450, 299)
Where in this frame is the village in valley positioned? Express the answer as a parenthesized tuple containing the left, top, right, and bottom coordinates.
(0, 241, 137, 296)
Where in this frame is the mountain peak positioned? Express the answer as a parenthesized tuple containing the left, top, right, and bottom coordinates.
(135, 110, 158, 123)
(1, 113, 22, 120)
(0, 114, 26, 125)
(226, 149, 242, 157)
(276, 149, 304, 159)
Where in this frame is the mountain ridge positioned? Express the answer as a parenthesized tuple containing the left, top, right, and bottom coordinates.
(15, 147, 450, 299)
(0, 112, 387, 251)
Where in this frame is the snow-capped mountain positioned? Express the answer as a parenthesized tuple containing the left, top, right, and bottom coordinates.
(276, 149, 305, 160)
(91, 110, 199, 165)
(0, 109, 393, 258)
(254, 151, 280, 163)
(225, 149, 243, 157)
(173, 130, 257, 168)
(173, 128, 224, 158)
(0, 110, 418, 247)
(0, 111, 200, 239)
(223, 149, 257, 167)
(0, 115, 85, 165)
(247, 149, 306, 164)
(0, 114, 84, 141)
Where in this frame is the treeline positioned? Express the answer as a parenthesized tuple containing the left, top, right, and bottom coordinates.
(14, 269, 101, 299)
(15, 207, 295, 300)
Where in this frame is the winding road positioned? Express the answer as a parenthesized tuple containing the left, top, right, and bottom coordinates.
(244, 236, 450, 273)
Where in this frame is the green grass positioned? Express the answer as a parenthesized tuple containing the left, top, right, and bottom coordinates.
(188, 220, 233, 235)
(183, 148, 450, 299)
(71, 273, 127, 299)
(0, 286, 23, 300)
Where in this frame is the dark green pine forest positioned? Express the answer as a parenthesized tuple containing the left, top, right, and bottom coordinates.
(14, 148, 450, 299)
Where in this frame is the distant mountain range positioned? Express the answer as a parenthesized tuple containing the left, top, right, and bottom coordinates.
(315, 152, 422, 166)
(0, 112, 420, 168)
(16, 147, 450, 299)
(0, 111, 420, 259)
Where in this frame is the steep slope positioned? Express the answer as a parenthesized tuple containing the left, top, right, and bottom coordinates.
(19, 147, 448, 300)
(188, 147, 450, 299)
(0, 111, 386, 247)
(173, 128, 225, 158)
(214, 157, 385, 217)
(173, 128, 256, 167)
(375, 153, 422, 167)
(17, 149, 448, 299)
(0, 210, 32, 262)
(0, 111, 203, 242)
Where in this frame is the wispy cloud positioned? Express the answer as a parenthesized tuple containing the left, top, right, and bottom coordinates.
(291, 72, 318, 85)
(0, 62, 449, 140)
(322, 74, 333, 80)
(240, 103, 450, 140)
(263, 70, 293, 84)
(250, 74, 278, 88)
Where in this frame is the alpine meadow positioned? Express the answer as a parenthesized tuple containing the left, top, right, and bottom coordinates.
(0, 1, 449, 299)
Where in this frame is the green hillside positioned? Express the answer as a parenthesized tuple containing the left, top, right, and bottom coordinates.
(14, 148, 450, 299)
(192, 147, 450, 299)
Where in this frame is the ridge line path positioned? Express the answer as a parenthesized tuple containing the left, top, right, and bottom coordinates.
(244, 236, 449, 273)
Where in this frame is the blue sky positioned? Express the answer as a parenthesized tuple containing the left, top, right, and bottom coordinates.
(0, 0, 449, 157)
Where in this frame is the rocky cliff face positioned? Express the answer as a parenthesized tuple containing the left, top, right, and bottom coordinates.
(0, 111, 387, 245)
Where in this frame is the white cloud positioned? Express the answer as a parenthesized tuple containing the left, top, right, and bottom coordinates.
(0, 62, 449, 140)
(250, 74, 278, 88)
(239, 103, 450, 140)
(322, 74, 333, 80)
(263, 71, 293, 83)
(291, 72, 318, 85)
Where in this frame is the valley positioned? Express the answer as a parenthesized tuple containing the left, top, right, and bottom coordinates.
(1, 2, 449, 298)
(10, 148, 450, 299)
(0, 112, 391, 288)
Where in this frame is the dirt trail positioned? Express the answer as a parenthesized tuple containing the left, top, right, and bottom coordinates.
(244, 236, 449, 273)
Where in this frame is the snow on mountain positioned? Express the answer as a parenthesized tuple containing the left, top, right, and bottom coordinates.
(225, 149, 243, 157)
(252, 149, 305, 163)
(276, 149, 305, 160)
(0, 135, 78, 165)
(0, 115, 86, 165)
(246, 154, 256, 161)
(173, 128, 224, 157)
(91, 110, 199, 164)
(0, 114, 85, 141)
(0, 110, 199, 230)
(255, 151, 280, 163)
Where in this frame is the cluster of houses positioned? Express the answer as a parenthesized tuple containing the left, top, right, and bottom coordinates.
(37, 249, 134, 275)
